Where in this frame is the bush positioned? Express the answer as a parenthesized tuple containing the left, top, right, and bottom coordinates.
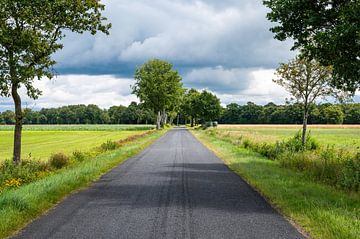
(340, 153, 360, 191)
(0, 160, 49, 189)
(72, 151, 86, 162)
(100, 140, 119, 151)
(284, 131, 319, 152)
(49, 153, 69, 169)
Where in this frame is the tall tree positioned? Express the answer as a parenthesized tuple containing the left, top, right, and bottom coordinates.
(132, 59, 184, 130)
(198, 90, 222, 123)
(264, 0, 360, 93)
(181, 89, 201, 127)
(274, 56, 334, 145)
(0, 0, 111, 163)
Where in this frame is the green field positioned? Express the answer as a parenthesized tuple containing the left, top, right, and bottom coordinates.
(0, 124, 155, 131)
(0, 125, 154, 161)
(217, 125, 360, 150)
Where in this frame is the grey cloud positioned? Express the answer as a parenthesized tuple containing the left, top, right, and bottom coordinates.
(54, 0, 295, 76)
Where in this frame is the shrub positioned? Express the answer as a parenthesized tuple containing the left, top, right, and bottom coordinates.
(49, 153, 69, 169)
(284, 131, 319, 152)
(0, 159, 49, 189)
(340, 153, 360, 192)
(100, 140, 119, 151)
(242, 139, 252, 149)
(72, 151, 86, 162)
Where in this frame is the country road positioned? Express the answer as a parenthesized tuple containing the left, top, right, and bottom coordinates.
(13, 128, 304, 239)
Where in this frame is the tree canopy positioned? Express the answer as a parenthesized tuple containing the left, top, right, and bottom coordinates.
(132, 59, 184, 129)
(0, 0, 111, 162)
(264, 0, 360, 93)
(274, 56, 335, 144)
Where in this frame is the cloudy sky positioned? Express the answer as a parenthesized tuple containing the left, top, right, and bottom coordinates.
(1, 0, 358, 110)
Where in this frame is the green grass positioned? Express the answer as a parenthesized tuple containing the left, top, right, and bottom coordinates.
(0, 130, 149, 161)
(192, 130, 360, 239)
(0, 124, 155, 131)
(0, 129, 166, 238)
(216, 127, 360, 150)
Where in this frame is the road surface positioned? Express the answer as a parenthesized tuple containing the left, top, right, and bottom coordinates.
(14, 128, 304, 239)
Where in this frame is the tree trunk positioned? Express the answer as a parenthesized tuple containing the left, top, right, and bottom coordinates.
(160, 109, 167, 128)
(302, 107, 309, 146)
(191, 116, 194, 127)
(156, 111, 161, 130)
(12, 84, 22, 163)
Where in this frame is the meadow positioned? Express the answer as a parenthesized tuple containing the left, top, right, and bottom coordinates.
(217, 124, 360, 150)
(0, 125, 155, 161)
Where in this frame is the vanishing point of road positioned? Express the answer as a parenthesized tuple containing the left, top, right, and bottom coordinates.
(14, 128, 304, 239)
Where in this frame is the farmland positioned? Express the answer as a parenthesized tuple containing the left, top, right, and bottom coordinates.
(216, 124, 360, 150)
(0, 125, 155, 161)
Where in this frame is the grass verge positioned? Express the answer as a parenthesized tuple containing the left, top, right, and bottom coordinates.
(192, 129, 359, 239)
(0, 129, 167, 238)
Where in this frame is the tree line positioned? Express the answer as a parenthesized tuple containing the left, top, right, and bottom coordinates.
(219, 102, 360, 125)
(0, 103, 154, 125)
(1, 101, 359, 126)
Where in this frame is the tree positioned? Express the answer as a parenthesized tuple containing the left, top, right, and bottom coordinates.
(323, 105, 345, 124)
(264, 0, 360, 93)
(198, 90, 222, 123)
(274, 57, 334, 145)
(220, 103, 242, 124)
(0, 0, 111, 163)
(181, 89, 201, 127)
(240, 102, 264, 124)
(132, 59, 184, 130)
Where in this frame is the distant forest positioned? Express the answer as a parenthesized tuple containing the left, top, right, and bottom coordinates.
(0, 102, 359, 125)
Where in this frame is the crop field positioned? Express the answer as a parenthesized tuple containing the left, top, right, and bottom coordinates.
(0, 125, 154, 161)
(216, 124, 360, 150)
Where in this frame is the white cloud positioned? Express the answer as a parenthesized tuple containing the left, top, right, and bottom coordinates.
(0, 75, 137, 111)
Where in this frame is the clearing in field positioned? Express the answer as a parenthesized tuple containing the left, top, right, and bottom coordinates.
(0, 125, 154, 161)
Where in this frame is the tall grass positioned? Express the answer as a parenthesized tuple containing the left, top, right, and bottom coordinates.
(204, 129, 359, 192)
(192, 130, 360, 239)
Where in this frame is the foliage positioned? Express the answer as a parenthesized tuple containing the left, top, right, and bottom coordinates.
(204, 128, 358, 192)
(0, 0, 111, 162)
(180, 89, 201, 126)
(323, 105, 345, 124)
(275, 56, 335, 145)
(49, 153, 69, 169)
(193, 130, 360, 239)
(264, 0, 360, 93)
(180, 89, 221, 125)
(218, 102, 360, 125)
(132, 59, 184, 129)
(71, 151, 87, 162)
(198, 90, 222, 123)
(275, 57, 334, 104)
(0, 159, 49, 189)
(100, 140, 119, 151)
(0, 0, 110, 100)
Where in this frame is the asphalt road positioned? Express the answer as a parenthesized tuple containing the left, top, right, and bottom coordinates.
(14, 128, 305, 239)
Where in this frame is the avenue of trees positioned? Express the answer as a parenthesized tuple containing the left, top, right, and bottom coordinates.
(1, 102, 359, 126)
